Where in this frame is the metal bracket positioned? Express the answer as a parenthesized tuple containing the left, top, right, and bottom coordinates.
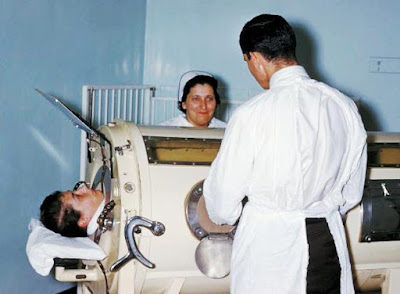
(109, 216, 165, 272)
(115, 140, 132, 156)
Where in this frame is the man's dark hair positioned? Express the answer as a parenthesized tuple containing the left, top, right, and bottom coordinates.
(178, 75, 221, 113)
(40, 191, 87, 237)
(239, 14, 297, 61)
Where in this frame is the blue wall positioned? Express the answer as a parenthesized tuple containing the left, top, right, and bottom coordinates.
(144, 0, 400, 131)
(0, 0, 146, 293)
(1, 0, 399, 293)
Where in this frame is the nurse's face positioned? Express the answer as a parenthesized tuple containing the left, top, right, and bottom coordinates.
(182, 83, 217, 128)
(61, 182, 104, 228)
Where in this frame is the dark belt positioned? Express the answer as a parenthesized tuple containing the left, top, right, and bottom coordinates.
(305, 217, 326, 224)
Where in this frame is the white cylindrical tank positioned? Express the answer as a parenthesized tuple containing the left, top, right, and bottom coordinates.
(75, 124, 400, 294)
(82, 121, 230, 294)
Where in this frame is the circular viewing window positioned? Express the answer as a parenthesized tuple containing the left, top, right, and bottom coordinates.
(185, 180, 235, 240)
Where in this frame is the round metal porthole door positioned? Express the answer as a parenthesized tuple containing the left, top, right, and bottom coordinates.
(185, 180, 236, 278)
(195, 233, 233, 279)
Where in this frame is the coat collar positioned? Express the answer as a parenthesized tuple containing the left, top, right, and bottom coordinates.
(269, 65, 310, 88)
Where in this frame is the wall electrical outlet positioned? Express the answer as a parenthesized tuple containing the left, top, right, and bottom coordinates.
(369, 57, 400, 73)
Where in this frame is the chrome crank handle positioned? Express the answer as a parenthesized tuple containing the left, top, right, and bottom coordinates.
(110, 216, 165, 272)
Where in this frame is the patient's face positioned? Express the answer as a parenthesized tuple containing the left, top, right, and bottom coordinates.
(62, 184, 104, 226)
(183, 83, 217, 128)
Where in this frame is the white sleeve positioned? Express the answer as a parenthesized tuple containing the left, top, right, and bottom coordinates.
(203, 109, 253, 225)
(209, 118, 227, 128)
(340, 99, 368, 215)
(340, 139, 367, 216)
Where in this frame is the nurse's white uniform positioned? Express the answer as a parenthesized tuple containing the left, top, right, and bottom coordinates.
(160, 115, 227, 128)
(204, 66, 367, 294)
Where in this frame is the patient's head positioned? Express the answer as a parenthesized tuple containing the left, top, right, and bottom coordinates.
(40, 182, 104, 237)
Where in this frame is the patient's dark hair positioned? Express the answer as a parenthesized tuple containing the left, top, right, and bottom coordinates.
(178, 75, 221, 113)
(239, 14, 297, 62)
(40, 191, 87, 237)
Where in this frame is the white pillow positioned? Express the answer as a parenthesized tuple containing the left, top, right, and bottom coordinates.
(26, 218, 107, 276)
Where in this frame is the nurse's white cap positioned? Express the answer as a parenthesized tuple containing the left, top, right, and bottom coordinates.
(178, 70, 213, 102)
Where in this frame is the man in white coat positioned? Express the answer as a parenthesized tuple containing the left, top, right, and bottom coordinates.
(204, 14, 367, 294)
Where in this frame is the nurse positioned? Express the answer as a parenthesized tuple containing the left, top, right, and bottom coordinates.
(160, 71, 227, 128)
(204, 14, 367, 294)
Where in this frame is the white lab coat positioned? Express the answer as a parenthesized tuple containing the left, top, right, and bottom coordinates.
(204, 66, 367, 294)
(160, 115, 227, 128)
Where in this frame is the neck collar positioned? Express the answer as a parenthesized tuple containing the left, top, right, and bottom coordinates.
(87, 198, 105, 235)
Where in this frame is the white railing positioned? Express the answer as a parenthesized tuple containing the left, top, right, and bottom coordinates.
(81, 85, 155, 128)
(80, 85, 155, 179)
